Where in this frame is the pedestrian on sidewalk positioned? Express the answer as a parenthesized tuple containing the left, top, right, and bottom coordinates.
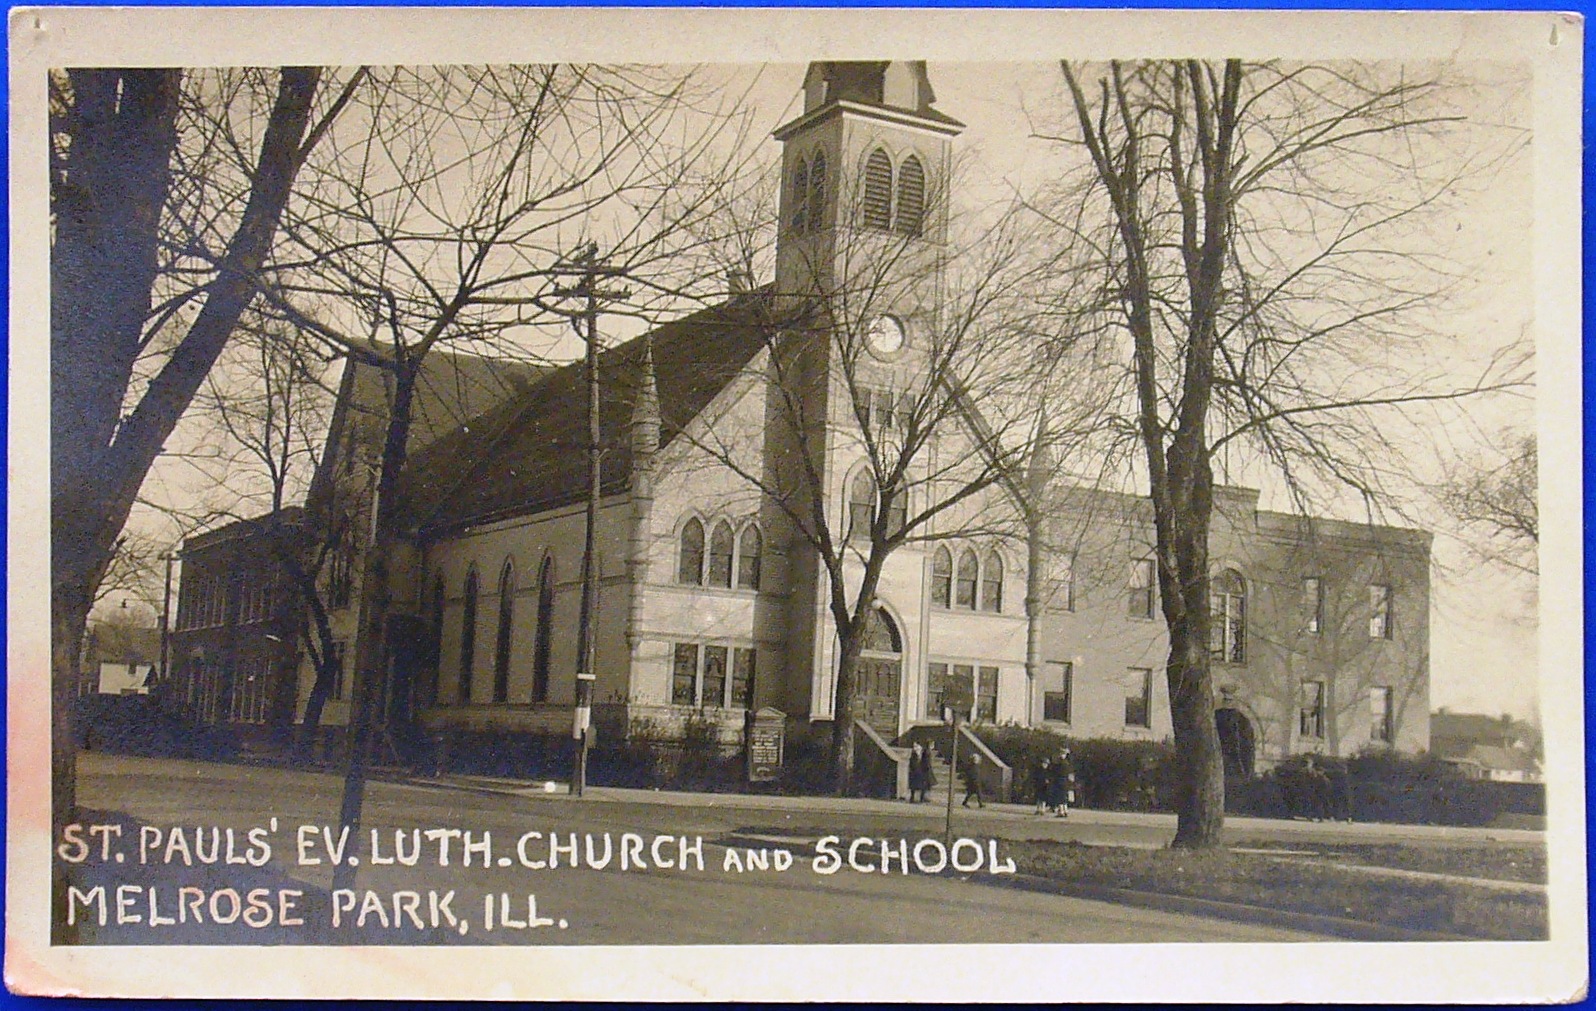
(1032, 756, 1052, 815)
(961, 751, 985, 808)
(919, 742, 937, 802)
(1053, 748, 1076, 818)
(908, 742, 926, 802)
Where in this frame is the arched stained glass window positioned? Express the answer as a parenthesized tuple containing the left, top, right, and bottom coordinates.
(737, 525, 763, 590)
(678, 517, 705, 585)
(931, 546, 953, 608)
(861, 148, 893, 231)
(895, 155, 925, 237)
(956, 549, 979, 609)
(981, 550, 1004, 613)
(459, 566, 479, 702)
(862, 607, 902, 653)
(493, 561, 515, 703)
(708, 520, 735, 588)
(532, 557, 554, 702)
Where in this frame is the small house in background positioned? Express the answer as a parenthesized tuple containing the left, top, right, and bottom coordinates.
(79, 621, 161, 695)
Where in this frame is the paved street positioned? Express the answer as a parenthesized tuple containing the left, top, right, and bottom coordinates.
(64, 752, 1361, 944)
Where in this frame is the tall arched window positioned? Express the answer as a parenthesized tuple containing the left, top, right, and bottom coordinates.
(459, 566, 479, 702)
(931, 546, 953, 607)
(708, 520, 735, 588)
(981, 550, 1004, 613)
(678, 517, 705, 584)
(807, 151, 827, 232)
(790, 158, 810, 232)
(532, 556, 554, 702)
(849, 470, 876, 539)
(423, 574, 444, 706)
(955, 549, 979, 609)
(1211, 569, 1247, 664)
(493, 560, 515, 703)
(737, 524, 763, 590)
(861, 148, 893, 231)
(895, 155, 925, 236)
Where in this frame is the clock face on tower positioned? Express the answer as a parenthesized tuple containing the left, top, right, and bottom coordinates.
(865, 314, 906, 356)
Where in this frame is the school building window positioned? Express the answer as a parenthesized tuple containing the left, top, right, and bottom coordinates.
(1128, 558, 1155, 619)
(1124, 668, 1153, 728)
(678, 516, 763, 591)
(1370, 686, 1394, 743)
(1368, 584, 1393, 639)
(1209, 569, 1246, 665)
(671, 643, 757, 708)
(1299, 680, 1326, 738)
(1042, 661, 1073, 723)
(1303, 577, 1323, 634)
(975, 666, 998, 722)
(924, 661, 998, 722)
(229, 655, 272, 724)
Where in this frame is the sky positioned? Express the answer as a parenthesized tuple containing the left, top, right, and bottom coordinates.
(116, 58, 1540, 722)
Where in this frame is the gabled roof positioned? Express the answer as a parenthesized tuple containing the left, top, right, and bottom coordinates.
(399, 288, 780, 536)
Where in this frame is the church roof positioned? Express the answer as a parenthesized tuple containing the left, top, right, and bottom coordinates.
(399, 288, 779, 536)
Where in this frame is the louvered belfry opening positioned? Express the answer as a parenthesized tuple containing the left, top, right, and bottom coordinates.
(790, 158, 810, 232)
(862, 148, 894, 231)
(895, 155, 925, 236)
(807, 151, 827, 232)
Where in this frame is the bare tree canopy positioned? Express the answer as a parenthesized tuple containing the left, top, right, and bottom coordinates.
(1038, 59, 1527, 848)
(1439, 429, 1538, 573)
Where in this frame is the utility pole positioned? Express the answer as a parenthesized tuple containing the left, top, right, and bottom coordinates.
(553, 242, 629, 798)
(158, 551, 175, 688)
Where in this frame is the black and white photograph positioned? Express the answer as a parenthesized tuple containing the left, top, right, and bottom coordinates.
(9, 6, 1585, 1001)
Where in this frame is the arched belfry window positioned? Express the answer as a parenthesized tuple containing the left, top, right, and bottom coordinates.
(678, 517, 705, 585)
(807, 151, 827, 232)
(708, 520, 735, 588)
(931, 546, 953, 607)
(737, 525, 763, 590)
(459, 566, 479, 702)
(1211, 569, 1247, 664)
(981, 550, 1004, 613)
(493, 560, 515, 703)
(895, 155, 925, 236)
(532, 556, 554, 702)
(862, 148, 894, 231)
(790, 159, 810, 233)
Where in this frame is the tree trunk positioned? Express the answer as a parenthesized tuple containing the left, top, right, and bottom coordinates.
(828, 629, 865, 793)
(332, 358, 418, 892)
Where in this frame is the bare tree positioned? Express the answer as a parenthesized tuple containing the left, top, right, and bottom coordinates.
(188, 310, 353, 745)
(1044, 60, 1525, 847)
(1438, 428, 1537, 574)
(249, 64, 759, 863)
(48, 69, 361, 926)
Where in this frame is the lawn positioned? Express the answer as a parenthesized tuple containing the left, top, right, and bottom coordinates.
(729, 825, 1547, 942)
(1234, 840, 1546, 883)
(998, 839, 1546, 941)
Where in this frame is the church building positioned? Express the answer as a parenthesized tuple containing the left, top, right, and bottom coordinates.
(287, 61, 1431, 779)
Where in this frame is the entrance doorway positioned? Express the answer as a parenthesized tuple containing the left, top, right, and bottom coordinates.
(850, 607, 902, 739)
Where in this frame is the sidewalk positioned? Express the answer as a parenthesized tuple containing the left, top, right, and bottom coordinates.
(383, 769, 1545, 847)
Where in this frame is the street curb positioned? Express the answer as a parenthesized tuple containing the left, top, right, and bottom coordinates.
(718, 833, 1478, 942)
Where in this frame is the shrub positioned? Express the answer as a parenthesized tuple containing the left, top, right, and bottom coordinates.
(970, 725, 1176, 811)
(1227, 749, 1504, 826)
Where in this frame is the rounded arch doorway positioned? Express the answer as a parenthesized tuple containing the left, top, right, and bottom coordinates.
(851, 606, 903, 740)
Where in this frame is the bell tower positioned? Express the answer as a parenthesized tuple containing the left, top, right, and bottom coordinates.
(772, 61, 965, 303)
(765, 63, 967, 723)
